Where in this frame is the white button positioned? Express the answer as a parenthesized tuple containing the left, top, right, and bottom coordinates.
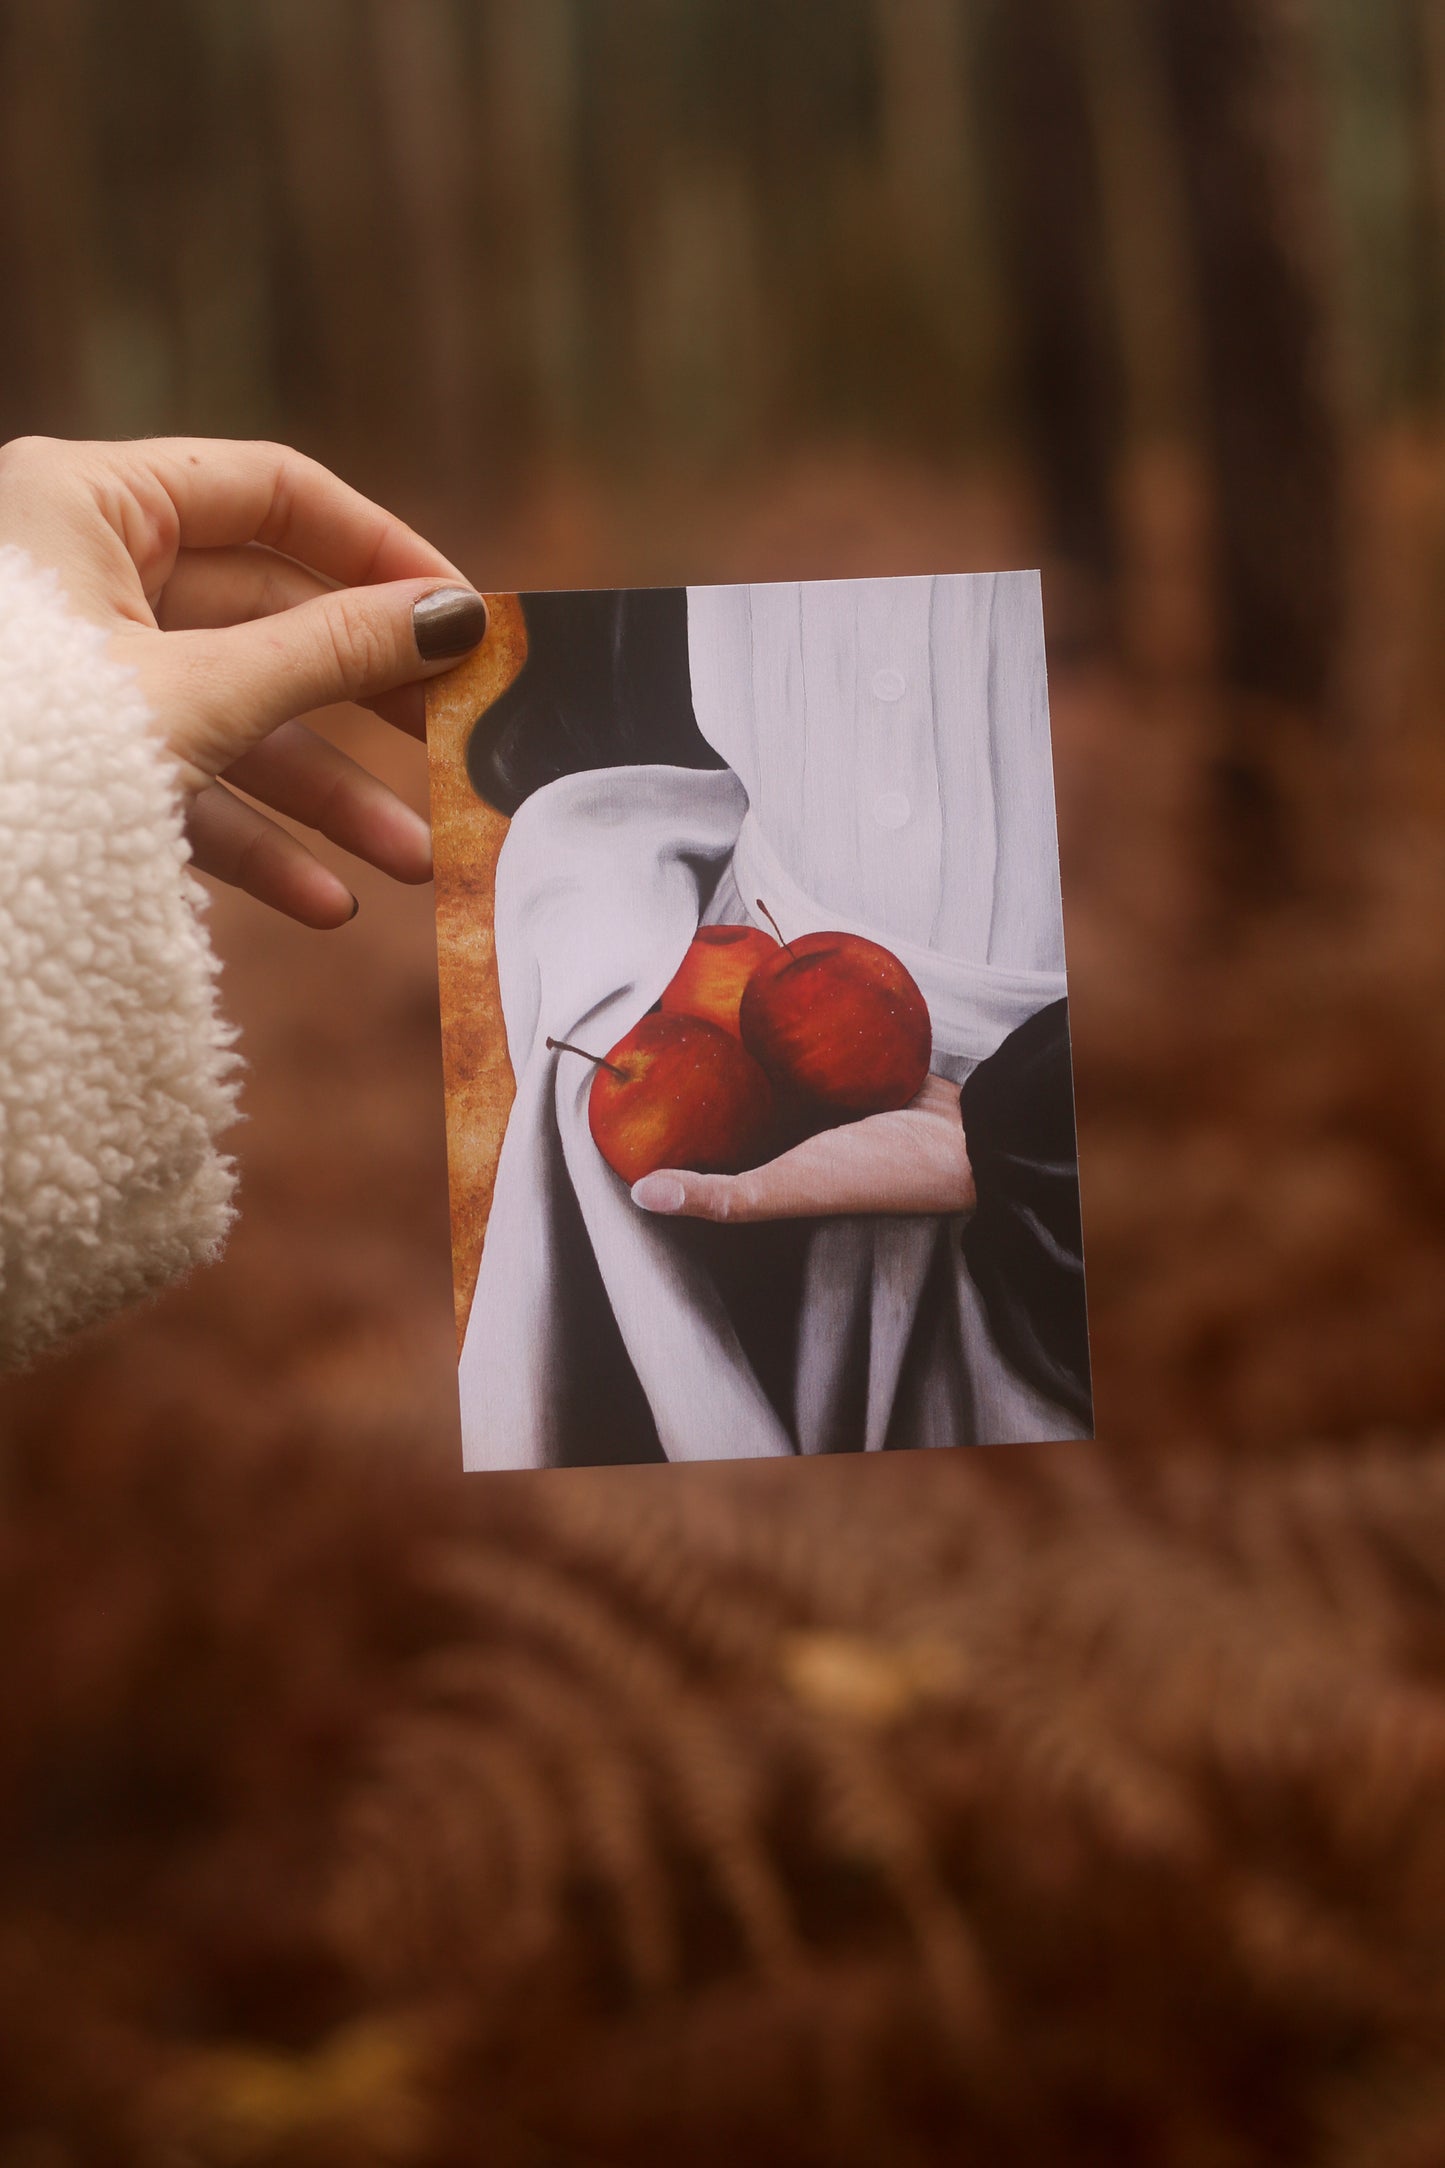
(870, 667, 906, 703)
(873, 790, 911, 830)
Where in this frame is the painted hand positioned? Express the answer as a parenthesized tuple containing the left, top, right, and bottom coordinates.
(0, 434, 488, 926)
(630, 1073, 976, 1223)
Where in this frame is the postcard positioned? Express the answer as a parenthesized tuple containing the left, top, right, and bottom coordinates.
(427, 573, 1092, 1471)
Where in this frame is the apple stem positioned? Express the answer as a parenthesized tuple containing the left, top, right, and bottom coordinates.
(546, 1034, 627, 1080)
(755, 898, 797, 959)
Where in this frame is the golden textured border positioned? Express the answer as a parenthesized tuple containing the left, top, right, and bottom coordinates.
(425, 595, 527, 1352)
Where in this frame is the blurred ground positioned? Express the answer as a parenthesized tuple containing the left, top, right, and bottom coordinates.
(0, 442, 1442, 2161)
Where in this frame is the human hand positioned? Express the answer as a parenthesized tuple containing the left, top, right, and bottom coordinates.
(630, 1073, 976, 1222)
(0, 434, 488, 927)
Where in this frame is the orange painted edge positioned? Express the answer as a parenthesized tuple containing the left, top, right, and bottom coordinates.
(425, 594, 527, 1355)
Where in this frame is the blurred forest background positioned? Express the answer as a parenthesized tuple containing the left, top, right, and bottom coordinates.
(2, 1, 1445, 2162)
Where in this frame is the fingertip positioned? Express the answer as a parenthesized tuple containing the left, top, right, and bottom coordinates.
(187, 779, 364, 928)
(631, 1172, 688, 1216)
(286, 859, 358, 930)
(297, 883, 358, 931)
(397, 807, 434, 883)
(368, 799, 433, 884)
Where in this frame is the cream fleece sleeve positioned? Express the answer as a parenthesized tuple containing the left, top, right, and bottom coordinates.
(0, 546, 240, 1364)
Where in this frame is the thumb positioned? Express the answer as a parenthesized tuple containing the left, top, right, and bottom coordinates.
(631, 1168, 763, 1222)
(167, 580, 488, 778)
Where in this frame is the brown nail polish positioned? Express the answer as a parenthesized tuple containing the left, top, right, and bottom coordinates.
(414, 587, 488, 662)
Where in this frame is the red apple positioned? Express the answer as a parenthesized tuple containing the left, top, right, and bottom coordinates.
(659, 923, 778, 1038)
(548, 1013, 776, 1186)
(739, 926, 932, 1119)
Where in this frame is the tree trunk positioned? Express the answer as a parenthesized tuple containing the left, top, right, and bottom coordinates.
(0, 0, 96, 440)
(1408, 0, 1445, 415)
(1151, 0, 1348, 713)
(973, 0, 1128, 628)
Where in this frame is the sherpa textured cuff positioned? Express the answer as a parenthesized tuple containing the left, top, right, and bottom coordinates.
(0, 546, 240, 1364)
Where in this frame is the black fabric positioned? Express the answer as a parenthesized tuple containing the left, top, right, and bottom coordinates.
(466, 585, 726, 816)
(960, 1000, 1093, 1428)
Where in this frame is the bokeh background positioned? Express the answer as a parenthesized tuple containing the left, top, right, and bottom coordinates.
(2, 1, 1445, 2160)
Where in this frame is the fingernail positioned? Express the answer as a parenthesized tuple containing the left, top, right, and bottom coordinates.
(631, 1173, 686, 1215)
(348, 894, 360, 921)
(413, 586, 488, 662)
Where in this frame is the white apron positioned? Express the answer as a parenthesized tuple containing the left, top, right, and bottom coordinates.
(458, 573, 1082, 1469)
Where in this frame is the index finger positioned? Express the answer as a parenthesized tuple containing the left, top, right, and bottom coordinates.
(94, 437, 465, 592)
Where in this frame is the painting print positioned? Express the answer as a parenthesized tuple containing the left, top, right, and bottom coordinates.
(427, 574, 1093, 1472)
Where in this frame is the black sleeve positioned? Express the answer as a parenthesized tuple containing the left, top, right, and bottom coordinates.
(465, 585, 727, 816)
(959, 998, 1094, 1429)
